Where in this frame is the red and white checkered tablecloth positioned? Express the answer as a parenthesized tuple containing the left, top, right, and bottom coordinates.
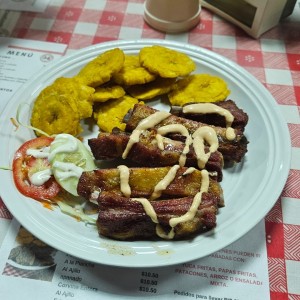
(0, 0, 299, 299)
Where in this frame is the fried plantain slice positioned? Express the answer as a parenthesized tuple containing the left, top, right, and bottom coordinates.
(113, 55, 156, 85)
(31, 77, 94, 136)
(127, 77, 176, 100)
(92, 84, 126, 102)
(75, 48, 125, 87)
(93, 95, 141, 132)
(168, 74, 230, 106)
(139, 45, 196, 78)
(31, 93, 81, 136)
(73, 80, 95, 119)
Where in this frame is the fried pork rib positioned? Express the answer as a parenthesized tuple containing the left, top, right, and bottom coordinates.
(77, 166, 224, 207)
(77, 167, 223, 240)
(124, 104, 248, 163)
(81, 103, 248, 241)
(170, 100, 249, 132)
(97, 192, 218, 240)
(88, 130, 224, 181)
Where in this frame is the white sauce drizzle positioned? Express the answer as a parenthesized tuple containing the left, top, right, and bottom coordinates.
(150, 165, 180, 200)
(157, 124, 189, 137)
(122, 111, 171, 159)
(29, 169, 52, 186)
(183, 103, 236, 140)
(26, 146, 50, 159)
(155, 133, 164, 150)
(117, 165, 131, 197)
(180, 134, 193, 166)
(25, 146, 52, 185)
(48, 134, 78, 163)
(183, 167, 196, 176)
(131, 198, 158, 223)
(169, 169, 209, 228)
(52, 161, 83, 180)
(156, 124, 192, 167)
(192, 126, 219, 169)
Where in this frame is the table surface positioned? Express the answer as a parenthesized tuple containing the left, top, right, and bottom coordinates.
(0, 1, 300, 299)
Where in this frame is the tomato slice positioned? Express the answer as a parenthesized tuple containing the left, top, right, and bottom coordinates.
(12, 136, 61, 201)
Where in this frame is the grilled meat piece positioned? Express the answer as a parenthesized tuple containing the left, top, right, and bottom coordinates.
(97, 192, 218, 240)
(78, 166, 223, 240)
(170, 100, 249, 132)
(124, 104, 248, 163)
(88, 130, 224, 181)
(77, 166, 224, 207)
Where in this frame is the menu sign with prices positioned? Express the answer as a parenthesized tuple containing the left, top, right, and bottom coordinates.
(0, 219, 270, 300)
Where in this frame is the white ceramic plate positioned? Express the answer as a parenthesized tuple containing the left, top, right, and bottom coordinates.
(0, 39, 291, 268)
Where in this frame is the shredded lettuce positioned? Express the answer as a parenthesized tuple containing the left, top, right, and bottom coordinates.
(56, 201, 97, 225)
